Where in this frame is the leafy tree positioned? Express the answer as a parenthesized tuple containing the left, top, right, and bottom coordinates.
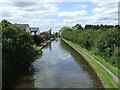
(61, 24, 119, 68)
(33, 35, 43, 46)
(2, 20, 37, 87)
(2, 19, 11, 30)
(72, 24, 83, 30)
(49, 28, 52, 39)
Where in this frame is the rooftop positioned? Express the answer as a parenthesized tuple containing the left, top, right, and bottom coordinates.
(11, 24, 30, 30)
(30, 27, 39, 32)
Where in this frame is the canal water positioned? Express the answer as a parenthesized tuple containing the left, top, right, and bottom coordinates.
(16, 38, 103, 88)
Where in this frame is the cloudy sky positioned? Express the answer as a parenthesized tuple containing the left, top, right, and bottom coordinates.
(0, 0, 119, 33)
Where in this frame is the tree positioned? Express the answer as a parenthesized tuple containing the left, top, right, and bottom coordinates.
(2, 19, 11, 30)
(72, 24, 83, 30)
(33, 35, 43, 46)
(61, 23, 119, 68)
(2, 20, 37, 87)
(49, 28, 52, 39)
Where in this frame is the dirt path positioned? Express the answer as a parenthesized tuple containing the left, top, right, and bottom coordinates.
(80, 49, 120, 85)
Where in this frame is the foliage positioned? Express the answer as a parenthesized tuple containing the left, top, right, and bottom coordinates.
(63, 39, 118, 88)
(48, 28, 52, 38)
(2, 20, 37, 86)
(61, 24, 120, 69)
(72, 24, 83, 30)
(33, 35, 43, 46)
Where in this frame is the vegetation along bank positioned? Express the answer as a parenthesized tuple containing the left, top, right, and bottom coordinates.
(60, 24, 120, 88)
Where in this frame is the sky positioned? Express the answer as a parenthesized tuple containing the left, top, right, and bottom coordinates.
(0, 0, 119, 33)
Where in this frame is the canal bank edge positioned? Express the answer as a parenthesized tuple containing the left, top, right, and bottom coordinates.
(40, 38, 54, 50)
(35, 38, 54, 51)
(61, 38, 105, 88)
(62, 38, 118, 88)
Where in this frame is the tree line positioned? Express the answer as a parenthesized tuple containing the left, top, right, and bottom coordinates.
(2, 20, 41, 87)
(61, 24, 120, 69)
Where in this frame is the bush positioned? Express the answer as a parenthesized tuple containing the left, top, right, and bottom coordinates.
(61, 24, 119, 68)
(33, 35, 43, 46)
(2, 20, 37, 86)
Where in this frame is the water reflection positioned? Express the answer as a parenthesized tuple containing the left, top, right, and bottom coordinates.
(15, 38, 103, 88)
(43, 41, 52, 52)
(60, 40, 103, 88)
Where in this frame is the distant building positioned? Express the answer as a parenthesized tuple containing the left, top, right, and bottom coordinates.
(40, 31, 49, 37)
(11, 24, 31, 33)
(30, 27, 39, 35)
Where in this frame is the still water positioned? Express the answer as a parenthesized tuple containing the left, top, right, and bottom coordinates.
(16, 38, 103, 88)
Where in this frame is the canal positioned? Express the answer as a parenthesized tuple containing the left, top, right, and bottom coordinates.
(16, 38, 103, 88)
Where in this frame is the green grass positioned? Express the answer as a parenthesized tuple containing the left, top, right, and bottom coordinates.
(93, 55, 119, 79)
(62, 38, 118, 88)
(77, 45, 119, 79)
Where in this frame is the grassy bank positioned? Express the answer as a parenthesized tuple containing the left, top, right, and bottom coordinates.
(34, 38, 54, 50)
(62, 38, 118, 88)
(75, 44, 119, 79)
(88, 51, 119, 79)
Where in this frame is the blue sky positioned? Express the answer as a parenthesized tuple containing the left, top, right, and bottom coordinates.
(0, 0, 119, 33)
(58, 2, 96, 12)
(53, 2, 97, 23)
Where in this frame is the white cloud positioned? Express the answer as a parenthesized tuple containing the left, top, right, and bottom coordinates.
(90, 0, 118, 25)
(1, 2, 59, 18)
(1, 0, 94, 2)
(76, 4, 87, 9)
(1, 2, 60, 32)
(1, 0, 119, 33)
(58, 10, 87, 18)
(58, 0, 118, 27)
(81, 4, 87, 8)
